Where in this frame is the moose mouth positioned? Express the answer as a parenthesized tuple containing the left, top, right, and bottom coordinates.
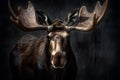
(51, 60, 67, 69)
(51, 55, 67, 69)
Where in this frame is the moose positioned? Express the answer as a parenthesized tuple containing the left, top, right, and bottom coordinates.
(8, 0, 108, 80)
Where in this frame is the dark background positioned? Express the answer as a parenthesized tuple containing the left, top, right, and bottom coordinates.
(0, 0, 120, 80)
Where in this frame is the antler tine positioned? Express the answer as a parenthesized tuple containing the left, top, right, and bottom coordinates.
(95, 0, 108, 23)
(65, 0, 108, 32)
(8, 0, 50, 31)
(8, 0, 18, 19)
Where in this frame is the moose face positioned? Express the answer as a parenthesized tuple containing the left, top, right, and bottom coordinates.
(48, 20, 69, 69)
(48, 31, 68, 69)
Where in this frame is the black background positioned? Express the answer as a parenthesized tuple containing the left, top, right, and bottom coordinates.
(0, 0, 120, 80)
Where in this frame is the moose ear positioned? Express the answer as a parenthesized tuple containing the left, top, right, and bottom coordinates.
(65, 8, 79, 26)
(36, 10, 52, 25)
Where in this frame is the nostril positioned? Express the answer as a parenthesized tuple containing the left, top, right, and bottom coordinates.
(57, 55, 61, 60)
(51, 52, 61, 59)
(52, 53, 61, 63)
(55, 53, 61, 59)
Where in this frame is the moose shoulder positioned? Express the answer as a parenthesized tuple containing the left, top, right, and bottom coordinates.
(9, 34, 47, 80)
(8, 0, 108, 80)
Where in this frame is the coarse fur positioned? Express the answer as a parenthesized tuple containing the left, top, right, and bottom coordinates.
(9, 33, 77, 80)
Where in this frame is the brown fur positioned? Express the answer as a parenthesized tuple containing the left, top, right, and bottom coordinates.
(9, 33, 77, 80)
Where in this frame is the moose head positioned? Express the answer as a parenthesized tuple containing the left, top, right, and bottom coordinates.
(8, 0, 108, 69)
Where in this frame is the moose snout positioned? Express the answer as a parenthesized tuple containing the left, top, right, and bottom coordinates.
(51, 52, 66, 69)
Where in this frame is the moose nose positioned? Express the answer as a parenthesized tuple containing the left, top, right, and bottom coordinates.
(51, 52, 66, 69)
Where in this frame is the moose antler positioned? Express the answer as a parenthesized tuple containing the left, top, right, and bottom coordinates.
(8, 0, 52, 31)
(65, 0, 108, 31)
